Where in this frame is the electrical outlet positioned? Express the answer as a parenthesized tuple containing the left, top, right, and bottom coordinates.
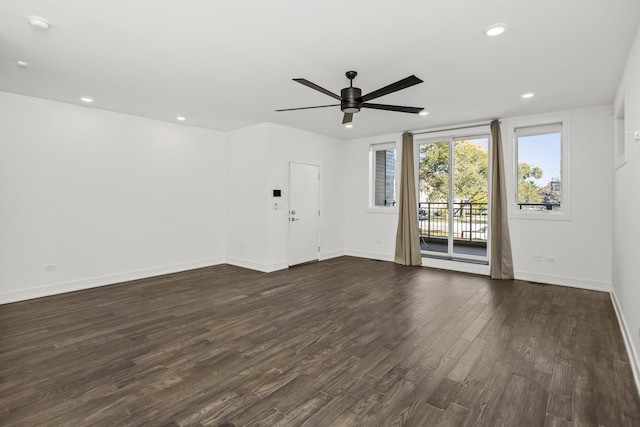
(44, 265, 56, 272)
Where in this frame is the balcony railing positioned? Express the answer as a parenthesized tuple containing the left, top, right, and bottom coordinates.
(517, 203, 560, 211)
(418, 202, 488, 242)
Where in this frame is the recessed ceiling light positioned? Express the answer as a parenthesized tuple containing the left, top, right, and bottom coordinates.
(485, 24, 506, 37)
(419, 110, 429, 116)
(80, 97, 93, 103)
(27, 16, 51, 30)
(521, 92, 535, 99)
(176, 116, 186, 121)
(344, 123, 353, 128)
(16, 61, 28, 68)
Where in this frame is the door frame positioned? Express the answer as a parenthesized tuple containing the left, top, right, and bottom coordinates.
(288, 161, 321, 267)
(414, 128, 492, 263)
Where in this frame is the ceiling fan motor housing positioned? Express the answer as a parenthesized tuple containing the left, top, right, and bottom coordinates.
(341, 87, 362, 113)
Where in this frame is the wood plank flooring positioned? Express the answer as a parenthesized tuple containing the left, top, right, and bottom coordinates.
(1, 257, 639, 426)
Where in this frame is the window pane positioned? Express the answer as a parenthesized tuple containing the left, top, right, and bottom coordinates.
(516, 128, 562, 211)
(453, 138, 488, 256)
(418, 141, 449, 253)
(374, 149, 396, 207)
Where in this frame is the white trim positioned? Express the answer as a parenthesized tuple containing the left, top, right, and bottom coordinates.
(225, 257, 288, 273)
(346, 250, 394, 262)
(514, 270, 610, 292)
(610, 288, 640, 396)
(0, 258, 225, 305)
(505, 114, 571, 221)
(288, 161, 321, 267)
(369, 142, 399, 211)
(413, 125, 490, 141)
(319, 250, 346, 261)
(614, 87, 628, 169)
(422, 257, 490, 276)
(365, 207, 399, 214)
(412, 121, 493, 135)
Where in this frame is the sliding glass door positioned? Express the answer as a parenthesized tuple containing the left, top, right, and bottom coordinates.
(417, 134, 490, 261)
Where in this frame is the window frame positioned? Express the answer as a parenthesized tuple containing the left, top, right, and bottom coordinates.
(508, 115, 571, 221)
(614, 87, 628, 169)
(414, 126, 492, 263)
(368, 142, 398, 213)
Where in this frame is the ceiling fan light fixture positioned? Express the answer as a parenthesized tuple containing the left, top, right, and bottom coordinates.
(344, 123, 353, 128)
(419, 110, 429, 116)
(343, 107, 360, 114)
(520, 92, 535, 99)
(80, 97, 93, 103)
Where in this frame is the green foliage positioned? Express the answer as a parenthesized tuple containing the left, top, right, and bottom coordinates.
(517, 163, 544, 203)
(419, 140, 488, 204)
(420, 141, 556, 208)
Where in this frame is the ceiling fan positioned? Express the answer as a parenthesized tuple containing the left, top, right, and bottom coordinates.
(276, 71, 424, 125)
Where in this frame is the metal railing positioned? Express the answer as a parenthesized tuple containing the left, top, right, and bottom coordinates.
(517, 203, 560, 211)
(418, 202, 488, 242)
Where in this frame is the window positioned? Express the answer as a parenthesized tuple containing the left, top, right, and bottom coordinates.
(514, 121, 569, 218)
(370, 143, 396, 208)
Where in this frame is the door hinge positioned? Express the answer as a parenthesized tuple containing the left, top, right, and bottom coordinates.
(318, 209, 320, 216)
(318, 246, 321, 252)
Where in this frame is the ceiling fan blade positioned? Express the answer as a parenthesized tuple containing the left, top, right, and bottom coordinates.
(360, 75, 423, 102)
(275, 104, 340, 112)
(342, 112, 353, 124)
(293, 78, 342, 100)
(361, 103, 424, 114)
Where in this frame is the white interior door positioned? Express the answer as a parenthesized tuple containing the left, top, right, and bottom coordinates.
(289, 162, 320, 266)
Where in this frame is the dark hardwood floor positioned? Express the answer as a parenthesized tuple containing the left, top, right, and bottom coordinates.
(1, 257, 639, 426)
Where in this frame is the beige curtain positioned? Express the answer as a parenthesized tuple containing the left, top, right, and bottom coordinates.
(394, 132, 422, 266)
(490, 120, 514, 279)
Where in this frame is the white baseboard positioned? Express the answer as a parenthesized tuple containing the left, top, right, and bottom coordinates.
(422, 258, 490, 276)
(514, 271, 611, 292)
(0, 258, 225, 305)
(319, 250, 346, 261)
(610, 288, 640, 396)
(225, 258, 288, 273)
(345, 250, 394, 262)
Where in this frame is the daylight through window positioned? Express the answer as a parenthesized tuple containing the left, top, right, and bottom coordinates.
(370, 144, 396, 208)
(515, 123, 563, 212)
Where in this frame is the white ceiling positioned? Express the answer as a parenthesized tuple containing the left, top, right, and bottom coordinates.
(1, 1, 639, 139)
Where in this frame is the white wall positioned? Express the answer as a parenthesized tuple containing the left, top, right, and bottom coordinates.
(503, 106, 613, 292)
(344, 106, 614, 286)
(345, 133, 402, 262)
(612, 26, 640, 390)
(0, 92, 227, 303)
(225, 123, 271, 270)
(226, 123, 346, 272)
(266, 123, 346, 267)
